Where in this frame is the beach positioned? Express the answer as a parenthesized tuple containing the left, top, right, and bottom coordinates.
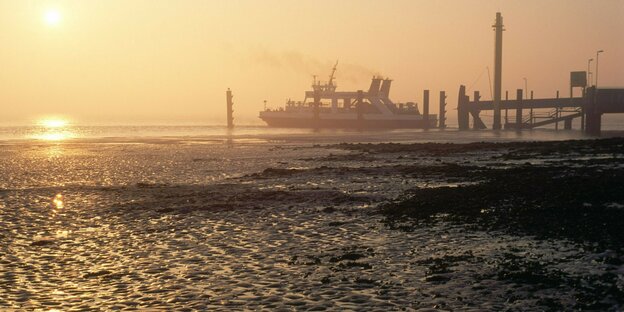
(1, 130, 623, 310)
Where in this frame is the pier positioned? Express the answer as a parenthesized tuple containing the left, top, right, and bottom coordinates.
(457, 86, 624, 136)
(456, 12, 623, 136)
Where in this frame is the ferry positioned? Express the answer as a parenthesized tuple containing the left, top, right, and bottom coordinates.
(259, 63, 437, 129)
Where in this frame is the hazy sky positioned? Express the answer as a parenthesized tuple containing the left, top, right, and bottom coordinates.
(0, 0, 622, 125)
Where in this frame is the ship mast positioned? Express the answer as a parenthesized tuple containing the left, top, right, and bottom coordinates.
(327, 60, 338, 92)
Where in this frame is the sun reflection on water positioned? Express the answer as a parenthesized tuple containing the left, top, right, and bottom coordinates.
(35, 131, 75, 141)
(53, 194, 64, 209)
(32, 118, 77, 141)
(42, 145, 66, 159)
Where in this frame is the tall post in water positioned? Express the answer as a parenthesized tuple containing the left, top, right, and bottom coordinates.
(423, 90, 430, 129)
(492, 12, 504, 130)
(530, 91, 534, 125)
(226, 88, 234, 129)
(473, 91, 481, 130)
(555, 90, 560, 130)
(458, 85, 470, 130)
(439, 91, 447, 128)
(585, 86, 601, 136)
(516, 89, 523, 129)
(505, 90, 509, 125)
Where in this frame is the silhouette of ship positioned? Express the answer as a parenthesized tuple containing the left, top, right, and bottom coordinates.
(259, 63, 437, 129)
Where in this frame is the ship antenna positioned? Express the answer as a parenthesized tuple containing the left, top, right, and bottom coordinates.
(328, 60, 338, 87)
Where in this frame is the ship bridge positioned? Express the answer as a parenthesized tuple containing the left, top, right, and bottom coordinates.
(304, 77, 420, 116)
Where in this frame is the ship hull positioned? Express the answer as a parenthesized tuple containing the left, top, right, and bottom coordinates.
(260, 116, 437, 129)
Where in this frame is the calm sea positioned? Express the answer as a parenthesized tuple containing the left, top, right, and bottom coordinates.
(0, 115, 623, 144)
(0, 125, 604, 144)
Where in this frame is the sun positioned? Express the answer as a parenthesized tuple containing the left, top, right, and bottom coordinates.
(44, 9, 61, 26)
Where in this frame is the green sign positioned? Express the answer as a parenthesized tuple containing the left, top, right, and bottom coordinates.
(570, 71, 587, 87)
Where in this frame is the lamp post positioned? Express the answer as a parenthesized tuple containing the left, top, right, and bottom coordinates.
(595, 50, 604, 87)
(523, 77, 527, 97)
(587, 58, 593, 87)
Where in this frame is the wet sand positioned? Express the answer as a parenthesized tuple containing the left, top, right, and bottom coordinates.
(1, 137, 623, 310)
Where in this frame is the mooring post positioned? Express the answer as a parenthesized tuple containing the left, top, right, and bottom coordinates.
(423, 90, 430, 129)
(492, 12, 504, 130)
(580, 91, 586, 131)
(555, 90, 560, 130)
(516, 89, 523, 129)
(458, 85, 469, 130)
(439, 91, 447, 129)
(473, 91, 480, 130)
(566, 86, 578, 130)
(530, 90, 534, 125)
(226, 88, 234, 129)
(584, 87, 601, 136)
(505, 90, 509, 125)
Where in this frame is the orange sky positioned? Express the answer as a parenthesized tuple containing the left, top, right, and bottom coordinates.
(0, 0, 622, 125)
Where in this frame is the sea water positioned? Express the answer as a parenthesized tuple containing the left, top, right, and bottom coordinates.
(0, 124, 604, 144)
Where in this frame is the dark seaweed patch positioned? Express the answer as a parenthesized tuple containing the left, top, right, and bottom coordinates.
(382, 164, 624, 250)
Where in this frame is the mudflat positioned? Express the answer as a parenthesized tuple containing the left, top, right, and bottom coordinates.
(1, 137, 622, 310)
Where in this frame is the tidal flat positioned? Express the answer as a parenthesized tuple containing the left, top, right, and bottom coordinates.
(1, 137, 623, 311)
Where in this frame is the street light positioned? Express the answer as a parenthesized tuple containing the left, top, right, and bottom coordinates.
(523, 77, 527, 97)
(596, 50, 604, 87)
(587, 58, 593, 87)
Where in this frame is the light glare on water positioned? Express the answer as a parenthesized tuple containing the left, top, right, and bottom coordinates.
(33, 131, 76, 141)
(0, 124, 604, 144)
(30, 119, 77, 141)
(53, 194, 64, 209)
